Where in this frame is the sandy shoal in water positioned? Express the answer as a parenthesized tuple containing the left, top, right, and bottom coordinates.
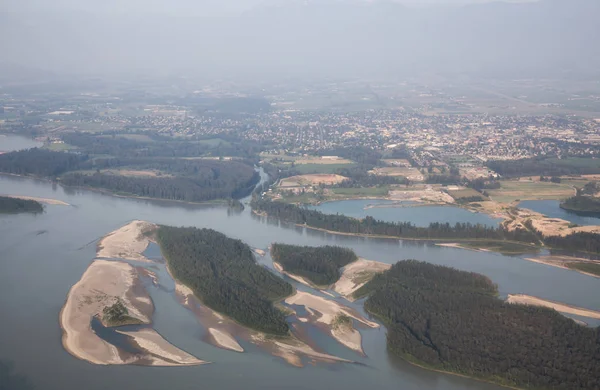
(507, 294, 600, 320)
(332, 258, 391, 300)
(97, 220, 156, 262)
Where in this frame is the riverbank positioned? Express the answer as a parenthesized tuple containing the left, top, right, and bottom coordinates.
(506, 294, 600, 320)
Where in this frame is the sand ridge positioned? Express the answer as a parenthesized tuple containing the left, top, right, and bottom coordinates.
(97, 220, 157, 262)
(2, 194, 70, 206)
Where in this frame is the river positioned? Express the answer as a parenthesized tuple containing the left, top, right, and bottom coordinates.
(1, 172, 599, 390)
(519, 199, 600, 226)
(0, 134, 43, 153)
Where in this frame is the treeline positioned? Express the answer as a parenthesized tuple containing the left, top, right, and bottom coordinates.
(0, 148, 87, 177)
(271, 244, 357, 286)
(157, 226, 292, 335)
(0, 196, 43, 214)
(355, 260, 600, 390)
(62, 132, 263, 159)
(560, 195, 600, 216)
(252, 199, 537, 243)
(487, 157, 600, 178)
(543, 232, 600, 255)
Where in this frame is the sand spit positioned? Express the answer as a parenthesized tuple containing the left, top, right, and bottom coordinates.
(524, 256, 600, 278)
(333, 259, 391, 300)
(285, 291, 379, 354)
(3, 194, 70, 206)
(60, 259, 204, 366)
(273, 262, 317, 288)
(252, 248, 266, 256)
(507, 294, 600, 320)
(118, 328, 206, 366)
(208, 328, 244, 352)
(97, 220, 157, 262)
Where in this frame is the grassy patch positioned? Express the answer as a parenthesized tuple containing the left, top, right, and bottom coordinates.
(567, 262, 600, 277)
(195, 138, 232, 148)
(459, 240, 539, 254)
(294, 163, 356, 174)
(487, 180, 575, 203)
(332, 187, 390, 197)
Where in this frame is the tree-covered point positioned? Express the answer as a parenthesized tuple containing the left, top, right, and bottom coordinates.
(61, 159, 259, 202)
(157, 226, 293, 335)
(355, 260, 600, 390)
(271, 244, 358, 286)
(252, 199, 537, 244)
(0, 196, 43, 214)
(486, 157, 600, 178)
(560, 195, 600, 216)
(0, 148, 87, 177)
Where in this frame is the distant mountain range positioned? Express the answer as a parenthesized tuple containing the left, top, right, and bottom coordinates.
(0, 0, 598, 81)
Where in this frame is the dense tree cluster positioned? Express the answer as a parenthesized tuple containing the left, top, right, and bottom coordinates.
(560, 195, 600, 216)
(0, 196, 43, 214)
(271, 244, 358, 286)
(355, 260, 600, 390)
(157, 226, 292, 335)
(62, 132, 263, 159)
(487, 157, 600, 178)
(0, 148, 86, 177)
(61, 160, 259, 202)
(252, 199, 537, 243)
(543, 231, 600, 255)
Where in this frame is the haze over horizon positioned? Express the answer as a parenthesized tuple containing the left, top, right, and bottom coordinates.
(1, 0, 598, 81)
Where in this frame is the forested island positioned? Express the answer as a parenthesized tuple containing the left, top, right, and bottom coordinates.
(271, 244, 358, 286)
(156, 226, 293, 335)
(355, 260, 600, 390)
(560, 195, 600, 216)
(0, 148, 259, 202)
(0, 196, 43, 214)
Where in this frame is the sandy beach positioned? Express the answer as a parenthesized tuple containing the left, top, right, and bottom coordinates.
(2, 194, 70, 206)
(507, 294, 600, 320)
(332, 258, 391, 300)
(97, 220, 157, 262)
(273, 261, 318, 288)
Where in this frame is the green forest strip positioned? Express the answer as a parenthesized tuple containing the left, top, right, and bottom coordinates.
(271, 244, 358, 286)
(252, 199, 538, 245)
(156, 226, 293, 335)
(253, 199, 600, 255)
(0, 196, 43, 214)
(354, 260, 600, 390)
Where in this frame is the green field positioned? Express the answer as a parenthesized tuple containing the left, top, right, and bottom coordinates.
(332, 187, 389, 197)
(487, 180, 575, 203)
(43, 143, 78, 152)
(294, 163, 355, 174)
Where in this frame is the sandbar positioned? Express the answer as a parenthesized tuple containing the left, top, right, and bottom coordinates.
(2, 194, 70, 206)
(208, 328, 244, 352)
(507, 294, 600, 320)
(332, 258, 391, 300)
(285, 291, 378, 354)
(60, 259, 204, 365)
(97, 220, 157, 262)
(273, 261, 317, 288)
(524, 256, 600, 278)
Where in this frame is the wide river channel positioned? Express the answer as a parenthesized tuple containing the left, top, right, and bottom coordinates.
(1, 169, 599, 390)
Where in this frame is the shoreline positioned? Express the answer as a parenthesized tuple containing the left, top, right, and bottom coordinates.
(506, 294, 600, 320)
(523, 256, 600, 279)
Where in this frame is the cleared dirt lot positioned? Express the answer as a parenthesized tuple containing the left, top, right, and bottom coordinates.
(279, 174, 348, 187)
(487, 180, 575, 203)
(370, 167, 424, 181)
